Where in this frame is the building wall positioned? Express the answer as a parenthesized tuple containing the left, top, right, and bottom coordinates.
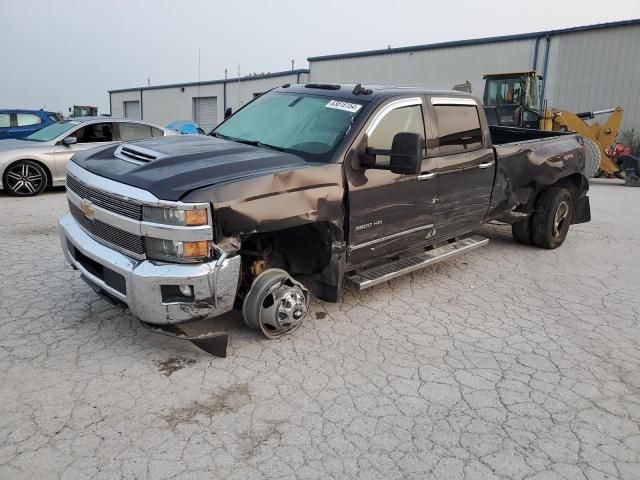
(308, 23, 640, 131)
(110, 22, 640, 132)
(224, 72, 309, 113)
(543, 24, 640, 130)
(141, 83, 225, 127)
(310, 39, 537, 100)
(110, 90, 141, 119)
(110, 71, 309, 129)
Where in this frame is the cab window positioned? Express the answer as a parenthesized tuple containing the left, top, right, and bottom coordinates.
(433, 105, 483, 155)
(368, 104, 425, 164)
(485, 78, 522, 106)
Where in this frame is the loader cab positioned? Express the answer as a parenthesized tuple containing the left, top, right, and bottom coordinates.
(483, 71, 542, 129)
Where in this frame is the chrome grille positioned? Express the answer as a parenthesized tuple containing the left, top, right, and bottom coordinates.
(66, 174, 143, 220)
(69, 202, 145, 257)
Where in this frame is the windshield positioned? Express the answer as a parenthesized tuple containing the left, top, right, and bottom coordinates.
(24, 120, 80, 142)
(213, 92, 364, 160)
(485, 78, 523, 106)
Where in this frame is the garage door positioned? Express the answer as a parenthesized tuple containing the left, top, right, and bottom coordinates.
(124, 101, 140, 120)
(193, 97, 217, 133)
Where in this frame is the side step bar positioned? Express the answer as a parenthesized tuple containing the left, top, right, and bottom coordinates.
(346, 235, 489, 290)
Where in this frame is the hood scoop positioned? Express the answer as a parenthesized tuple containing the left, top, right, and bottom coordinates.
(114, 144, 167, 165)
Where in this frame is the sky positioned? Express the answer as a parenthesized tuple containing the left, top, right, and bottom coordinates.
(1, 0, 639, 115)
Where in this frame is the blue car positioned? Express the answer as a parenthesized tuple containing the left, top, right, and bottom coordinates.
(166, 120, 206, 135)
(0, 109, 62, 140)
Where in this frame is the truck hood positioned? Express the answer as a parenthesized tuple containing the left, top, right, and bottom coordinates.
(71, 135, 312, 201)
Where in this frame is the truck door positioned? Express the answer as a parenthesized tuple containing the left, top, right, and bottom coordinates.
(346, 96, 438, 267)
(429, 96, 496, 237)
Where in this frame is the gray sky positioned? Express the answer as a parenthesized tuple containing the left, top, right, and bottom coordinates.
(1, 0, 639, 115)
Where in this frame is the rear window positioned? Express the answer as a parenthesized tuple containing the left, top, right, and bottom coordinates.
(48, 114, 62, 122)
(16, 113, 41, 127)
(119, 123, 153, 141)
(434, 105, 483, 155)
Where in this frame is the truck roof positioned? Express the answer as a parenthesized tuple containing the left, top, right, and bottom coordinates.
(277, 84, 477, 102)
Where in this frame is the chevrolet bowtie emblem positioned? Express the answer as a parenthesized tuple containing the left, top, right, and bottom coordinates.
(80, 199, 95, 220)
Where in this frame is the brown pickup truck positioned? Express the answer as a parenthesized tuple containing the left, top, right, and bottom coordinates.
(58, 84, 590, 355)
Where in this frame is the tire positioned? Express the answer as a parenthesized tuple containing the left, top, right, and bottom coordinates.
(512, 217, 533, 245)
(3, 160, 48, 197)
(531, 188, 573, 249)
(582, 137, 601, 179)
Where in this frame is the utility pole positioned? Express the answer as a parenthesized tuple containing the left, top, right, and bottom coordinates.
(291, 59, 295, 71)
(197, 49, 201, 99)
(237, 62, 241, 106)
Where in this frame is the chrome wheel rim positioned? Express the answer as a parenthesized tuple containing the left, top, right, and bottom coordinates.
(242, 269, 309, 339)
(273, 286, 308, 330)
(553, 201, 570, 237)
(5, 163, 43, 195)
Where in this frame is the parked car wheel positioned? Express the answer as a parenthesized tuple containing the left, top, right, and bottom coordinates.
(532, 188, 573, 249)
(3, 160, 48, 197)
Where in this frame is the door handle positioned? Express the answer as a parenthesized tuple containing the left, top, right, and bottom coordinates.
(478, 161, 495, 169)
(417, 172, 436, 181)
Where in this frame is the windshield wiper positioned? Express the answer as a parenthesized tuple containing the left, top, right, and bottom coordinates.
(210, 131, 230, 140)
(222, 136, 287, 152)
(251, 140, 287, 153)
(211, 132, 287, 152)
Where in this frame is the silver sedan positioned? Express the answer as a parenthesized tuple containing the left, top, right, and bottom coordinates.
(0, 118, 177, 196)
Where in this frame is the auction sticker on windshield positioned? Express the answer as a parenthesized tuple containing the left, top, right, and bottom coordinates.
(326, 100, 362, 113)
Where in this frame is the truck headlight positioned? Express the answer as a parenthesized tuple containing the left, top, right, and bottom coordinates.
(143, 206, 208, 226)
(145, 238, 211, 263)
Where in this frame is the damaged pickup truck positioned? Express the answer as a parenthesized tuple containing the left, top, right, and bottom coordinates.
(58, 84, 591, 356)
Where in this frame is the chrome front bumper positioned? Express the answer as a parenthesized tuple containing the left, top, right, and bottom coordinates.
(58, 212, 241, 325)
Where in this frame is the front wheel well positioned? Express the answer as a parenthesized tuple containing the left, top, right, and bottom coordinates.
(236, 221, 344, 302)
(240, 222, 340, 277)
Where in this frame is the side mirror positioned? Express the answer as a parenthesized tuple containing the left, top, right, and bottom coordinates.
(389, 132, 422, 175)
(360, 132, 422, 175)
(62, 136, 77, 146)
(224, 107, 233, 119)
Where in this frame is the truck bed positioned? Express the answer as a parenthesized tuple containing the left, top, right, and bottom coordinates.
(489, 125, 572, 145)
(486, 126, 586, 221)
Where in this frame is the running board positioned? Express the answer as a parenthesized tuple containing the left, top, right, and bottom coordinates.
(346, 235, 489, 290)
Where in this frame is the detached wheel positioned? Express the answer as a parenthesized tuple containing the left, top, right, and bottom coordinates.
(3, 160, 47, 197)
(532, 188, 573, 249)
(512, 217, 533, 245)
(582, 137, 601, 179)
(242, 269, 310, 339)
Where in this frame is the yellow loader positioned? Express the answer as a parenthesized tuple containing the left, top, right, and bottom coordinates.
(482, 71, 624, 178)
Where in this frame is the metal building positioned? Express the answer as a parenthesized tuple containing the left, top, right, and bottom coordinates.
(308, 19, 640, 130)
(109, 19, 640, 132)
(109, 70, 309, 131)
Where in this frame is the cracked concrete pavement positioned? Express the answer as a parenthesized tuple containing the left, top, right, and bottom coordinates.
(1, 179, 639, 479)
